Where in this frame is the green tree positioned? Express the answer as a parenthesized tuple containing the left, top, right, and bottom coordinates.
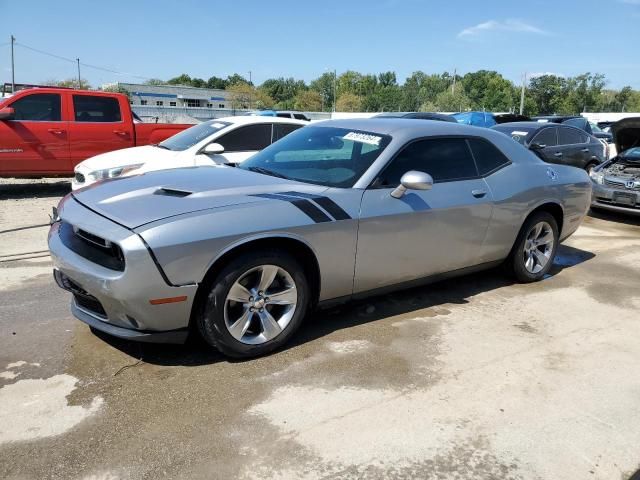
(563, 73, 606, 113)
(101, 83, 130, 99)
(310, 72, 336, 111)
(336, 92, 363, 112)
(378, 71, 397, 88)
(423, 87, 471, 112)
(294, 90, 322, 111)
(226, 73, 250, 87)
(615, 86, 633, 112)
(44, 78, 91, 89)
(462, 70, 517, 111)
(167, 73, 192, 86)
(143, 78, 165, 86)
(527, 75, 568, 115)
(206, 76, 228, 89)
(260, 77, 307, 108)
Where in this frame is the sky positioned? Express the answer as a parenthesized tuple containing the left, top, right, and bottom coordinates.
(2, 0, 640, 89)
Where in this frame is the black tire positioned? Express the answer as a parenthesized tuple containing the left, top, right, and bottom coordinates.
(197, 249, 310, 358)
(506, 211, 559, 283)
(585, 161, 599, 173)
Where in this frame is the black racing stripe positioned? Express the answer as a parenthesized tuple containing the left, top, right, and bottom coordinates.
(310, 197, 351, 221)
(289, 199, 332, 223)
(279, 191, 352, 220)
(251, 193, 332, 223)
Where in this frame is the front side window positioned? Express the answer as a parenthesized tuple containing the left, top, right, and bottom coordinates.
(468, 138, 511, 175)
(532, 127, 558, 147)
(239, 126, 391, 188)
(557, 127, 585, 145)
(73, 95, 121, 122)
(158, 120, 231, 151)
(10, 93, 61, 121)
(377, 138, 478, 187)
(216, 124, 273, 152)
(272, 123, 303, 142)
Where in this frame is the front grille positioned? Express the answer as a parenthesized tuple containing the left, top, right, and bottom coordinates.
(595, 198, 640, 209)
(74, 172, 85, 184)
(604, 177, 640, 190)
(58, 222, 125, 271)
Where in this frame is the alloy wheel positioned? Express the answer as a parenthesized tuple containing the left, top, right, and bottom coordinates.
(224, 264, 298, 345)
(522, 221, 554, 274)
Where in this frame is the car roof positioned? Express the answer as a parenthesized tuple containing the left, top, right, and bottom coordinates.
(312, 117, 508, 141)
(209, 116, 307, 126)
(493, 121, 552, 130)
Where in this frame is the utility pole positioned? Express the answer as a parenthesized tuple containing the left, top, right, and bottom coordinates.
(452, 68, 456, 94)
(519, 72, 527, 115)
(248, 70, 252, 109)
(10, 35, 15, 93)
(76, 58, 81, 89)
(333, 69, 337, 112)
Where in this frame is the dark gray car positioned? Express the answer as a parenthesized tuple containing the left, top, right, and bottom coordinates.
(492, 122, 606, 171)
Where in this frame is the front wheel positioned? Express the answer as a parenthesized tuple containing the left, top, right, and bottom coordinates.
(507, 212, 559, 283)
(198, 250, 310, 358)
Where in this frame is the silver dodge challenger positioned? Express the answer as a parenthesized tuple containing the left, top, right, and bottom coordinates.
(48, 118, 592, 358)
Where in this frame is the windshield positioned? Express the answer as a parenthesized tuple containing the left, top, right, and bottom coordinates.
(158, 120, 231, 151)
(238, 126, 391, 188)
(492, 125, 535, 145)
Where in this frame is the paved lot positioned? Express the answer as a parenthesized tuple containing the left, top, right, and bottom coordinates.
(1, 179, 639, 480)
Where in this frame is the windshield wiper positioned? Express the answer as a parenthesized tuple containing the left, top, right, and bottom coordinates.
(247, 166, 292, 180)
(153, 144, 172, 150)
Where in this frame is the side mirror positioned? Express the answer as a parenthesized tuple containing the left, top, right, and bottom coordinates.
(203, 142, 224, 155)
(530, 142, 546, 150)
(391, 170, 434, 199)
(0, 107, 15, 120)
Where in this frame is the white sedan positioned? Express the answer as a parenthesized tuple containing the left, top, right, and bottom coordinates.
(72, 116, 306, 190)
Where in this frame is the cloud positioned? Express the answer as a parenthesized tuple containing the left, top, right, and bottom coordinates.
(458, 19, 549, 38)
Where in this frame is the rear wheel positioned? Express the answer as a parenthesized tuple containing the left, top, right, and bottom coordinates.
(198, 250, 310, 358)
(507, 212, 559, 283)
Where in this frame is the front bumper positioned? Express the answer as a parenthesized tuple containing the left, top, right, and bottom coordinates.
(591, 183, 640, 216)
(48, 196, 197, 343)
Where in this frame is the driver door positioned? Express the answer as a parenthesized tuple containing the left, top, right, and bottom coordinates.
(354, 137, 494, 294)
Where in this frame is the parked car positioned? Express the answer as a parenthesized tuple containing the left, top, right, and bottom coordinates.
(0, 87, 191, 177)
(532, 115, 613, 143)
(492, 122, 606, 171)
(374, 112, 457, 122)
(72, 116, 306, 190)
(590, 117, 640, 215)
(453, 111, 530, 128)
(49, 118, 591, 358)
(276, 111, 311, 121)
(246, 110, 310, 121)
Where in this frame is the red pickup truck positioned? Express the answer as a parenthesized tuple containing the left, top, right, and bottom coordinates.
(0, 87, 191, 177)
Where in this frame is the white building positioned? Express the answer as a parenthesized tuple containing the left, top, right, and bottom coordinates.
(109, 82, 231, 109)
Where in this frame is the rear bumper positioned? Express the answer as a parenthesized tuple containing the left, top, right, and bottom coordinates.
(48, 197, 197, 343)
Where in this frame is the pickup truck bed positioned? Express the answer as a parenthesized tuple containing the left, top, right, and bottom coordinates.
(0, 87, 191, 177)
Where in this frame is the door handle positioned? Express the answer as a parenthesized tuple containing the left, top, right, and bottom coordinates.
(47, 128, 65, 134)
(471, 189, 487, 198)
(581, 148, 590, 153)
(113, 130, 129, 136)
(554, 152, 563, 157)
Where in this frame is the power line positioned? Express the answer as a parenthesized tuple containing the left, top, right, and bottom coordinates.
(14, 41, 152, 80)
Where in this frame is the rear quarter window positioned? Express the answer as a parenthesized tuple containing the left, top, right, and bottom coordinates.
(468, 138, 511, 176)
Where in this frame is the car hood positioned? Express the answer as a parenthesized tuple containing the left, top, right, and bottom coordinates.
(611, 117, 640, 154)
(76, 145, 179, 172)
(71, 166, 328, 229)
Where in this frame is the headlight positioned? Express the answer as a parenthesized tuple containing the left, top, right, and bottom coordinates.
(589, 169, 604, 185)
(87, 164, 143, 182)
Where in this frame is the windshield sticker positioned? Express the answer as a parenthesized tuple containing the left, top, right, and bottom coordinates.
(343, 132, 382, 146)
(511, 131, 529, 136)
(211, 123, 226, 129)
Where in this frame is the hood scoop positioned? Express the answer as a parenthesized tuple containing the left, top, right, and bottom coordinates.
(154, 187, 193, 198)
